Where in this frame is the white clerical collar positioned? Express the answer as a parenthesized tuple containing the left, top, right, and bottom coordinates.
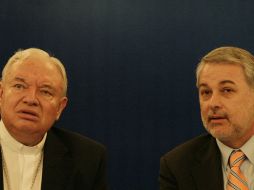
(0, 120, 47, 155)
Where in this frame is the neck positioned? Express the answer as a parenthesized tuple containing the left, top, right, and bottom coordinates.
(6, 128, 45, 146)
(13, 135, 44, 146)
(221, 135, 252, 149)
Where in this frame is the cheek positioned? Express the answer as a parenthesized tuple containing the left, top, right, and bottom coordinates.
(236, 102, 254, 120)
(46, 105, 58, 115)
(227, 101, 253, 126)
(1, 95, 14, 108)
(43, 102, 60, 118)
(1, 89, 20, 104)
(199, 102, 208, 115)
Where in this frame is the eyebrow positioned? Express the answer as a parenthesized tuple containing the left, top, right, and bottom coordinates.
(198, 80, 236, 88)
(13, 77, 26, 83)
(219, 80, 236, 85)
(40, 84, 55, 91)
(13, 77, 55, 90)
(198, 83, 208, 88)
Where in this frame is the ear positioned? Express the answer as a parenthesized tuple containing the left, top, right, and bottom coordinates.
(0, 81, 3, 106)
(55, 96, 68, 120)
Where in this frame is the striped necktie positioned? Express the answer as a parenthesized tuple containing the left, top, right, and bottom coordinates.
(226, 150, 249, 190)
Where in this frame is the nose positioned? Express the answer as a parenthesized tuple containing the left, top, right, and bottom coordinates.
(208, 92, 222, 112)
(22, 88, 39, 106)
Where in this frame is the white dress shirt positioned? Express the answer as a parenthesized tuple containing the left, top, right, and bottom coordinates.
(216, 136, 254, 190)
(0, 120, 47, 190)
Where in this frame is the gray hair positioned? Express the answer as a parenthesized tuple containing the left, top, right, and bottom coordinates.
(196, 46, 254, 88)
(2, 48, 68, 96)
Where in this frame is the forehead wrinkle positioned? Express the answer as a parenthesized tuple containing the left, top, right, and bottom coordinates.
(5, 59, 65, 96)
(10, 75, 55, 90)
(5, 76, 26, 85)
(219, 80, 236, 86)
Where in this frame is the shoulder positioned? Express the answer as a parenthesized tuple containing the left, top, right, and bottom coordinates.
(46, 127, 106, 157)
(161, 133, 216, 164)
(44, 127, 108, 189)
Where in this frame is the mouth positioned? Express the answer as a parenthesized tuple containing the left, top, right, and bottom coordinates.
(17, 110, 39, 121)
(208, 115, 228, 123)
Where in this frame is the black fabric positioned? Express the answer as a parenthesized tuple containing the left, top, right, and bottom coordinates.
(159, 134, 224, 190)
(0, 127, 108, 190)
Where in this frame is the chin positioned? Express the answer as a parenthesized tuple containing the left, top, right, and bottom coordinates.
(14, 123, 39, 132)
(206, 123, 230, 136)
(210, 128, 234, 141)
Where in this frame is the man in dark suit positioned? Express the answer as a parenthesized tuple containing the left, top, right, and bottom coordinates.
(159, 47, 254, 190)
(0, 48, 108, 190)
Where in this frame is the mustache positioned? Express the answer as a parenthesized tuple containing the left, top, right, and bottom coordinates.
(207, 111, 228, 121)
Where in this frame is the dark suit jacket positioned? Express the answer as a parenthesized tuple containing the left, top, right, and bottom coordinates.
(159, 134, 224, 190)
(0, 127, 108, 190)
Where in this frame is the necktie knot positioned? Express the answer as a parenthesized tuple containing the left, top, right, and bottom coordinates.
(229, 150, 246, 168)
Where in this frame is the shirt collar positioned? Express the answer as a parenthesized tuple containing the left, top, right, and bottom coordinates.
(216, 139, 232, 169)
(216, 136, 254, 168)
(241, 136, 254, 165)
(0, 120, 47, 155)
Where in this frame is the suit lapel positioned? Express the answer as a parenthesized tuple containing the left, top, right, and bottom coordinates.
(191, 137, 224, 190)
(41, 129, 74, 190)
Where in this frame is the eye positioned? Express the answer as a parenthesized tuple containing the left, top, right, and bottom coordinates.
(199, 89, 212, 100)
(40, 89, 53, 96)
(13, 83, 25, 89)
(200, 89, 211, 96)
(221, 88, 234, 94)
